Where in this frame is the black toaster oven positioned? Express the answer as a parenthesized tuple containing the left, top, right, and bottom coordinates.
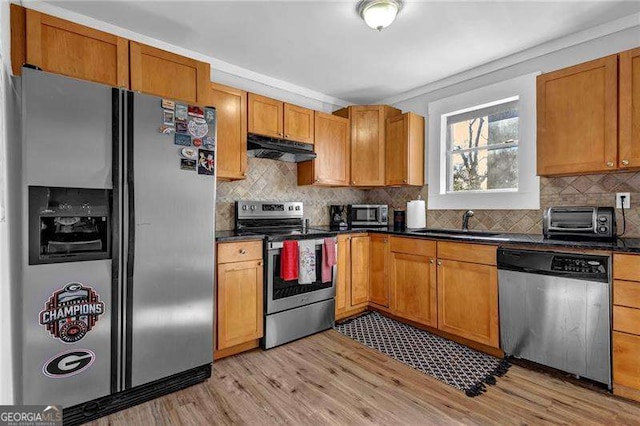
(543, 206, 616, 241)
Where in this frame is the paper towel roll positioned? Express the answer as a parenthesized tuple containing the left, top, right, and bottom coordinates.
(406, 199, 426, 229)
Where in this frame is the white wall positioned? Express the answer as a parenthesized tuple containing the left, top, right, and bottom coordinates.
(392, 25, 640, 115)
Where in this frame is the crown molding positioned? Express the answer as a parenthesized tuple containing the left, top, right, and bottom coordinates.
(16, 1, 351, 108)
(377, 11, 640, 105)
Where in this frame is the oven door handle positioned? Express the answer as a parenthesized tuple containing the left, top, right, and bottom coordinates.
(268, 238, 334, 250)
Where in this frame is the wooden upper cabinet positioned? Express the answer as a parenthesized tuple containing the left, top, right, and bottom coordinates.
(24, 9, 129, 87)
(537, 55, 618, 176)
(209, 83, 247, 181)
(386, 112, 425, 186)
(298, 112, 350, 186)
(130, 41, 210, 105)
(369, 234, 390, 307)
(619, 47, 640, 170)
(350, 235, 370, 306)
(335, 105, 401, 186)
(437, 259, 499, 348)
(248, 94, 315, 144)
(284, 103, 314, 144)
(248, 93, 283, 138)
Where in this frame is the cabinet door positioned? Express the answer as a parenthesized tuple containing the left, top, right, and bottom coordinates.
(25, 9, 129, 87)
(537, 55, 618, 176)
(350, 235, 370, 306)
(210, 83, 247, 181)
(335, 234, 352, 318)
(369, 234, 390, 307)
(437, 259, 499, 347)
(391, 252, 437, 327)
(217, 259, 264, 350)
(130, 41, 210, 104)
(614, 331, 640, 392)
(298, 112, 350, 186)
(620, 48, 640, 170)
(284, 103, 314, 144)
(386, 113, 425, 186)
(248, 93, 284, 138)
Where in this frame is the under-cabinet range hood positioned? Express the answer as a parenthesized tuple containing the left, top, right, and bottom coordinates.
(247, 133, 317, 163)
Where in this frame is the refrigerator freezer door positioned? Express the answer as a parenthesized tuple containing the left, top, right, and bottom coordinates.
(22, 68, 113, 189)
(22, 261, 113, 406)
(127, 93, 215, 388)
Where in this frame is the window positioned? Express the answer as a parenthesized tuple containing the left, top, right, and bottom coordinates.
(427, 73, 539, 210)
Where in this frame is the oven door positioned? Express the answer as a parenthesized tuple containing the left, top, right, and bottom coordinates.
(267, 238, 337, 315)
(350, 205, 381, 226)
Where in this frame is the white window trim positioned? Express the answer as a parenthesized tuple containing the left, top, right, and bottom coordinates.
(427, 72, 540, 210)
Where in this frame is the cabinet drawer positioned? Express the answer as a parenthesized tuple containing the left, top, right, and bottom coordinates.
(390, 237, 436, 257)
(614, 331, 640, 390)
(437, 241, 496, 265)
(218, 240, 263, 264)
(614, 254, 640, 282)
(614, 280, 640, 309)
(614, 305, 640, 335)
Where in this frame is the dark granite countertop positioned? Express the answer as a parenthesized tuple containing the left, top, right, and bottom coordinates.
(217, 226, 640, 254)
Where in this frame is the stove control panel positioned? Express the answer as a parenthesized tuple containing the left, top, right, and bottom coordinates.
(236, 200, 304, 219)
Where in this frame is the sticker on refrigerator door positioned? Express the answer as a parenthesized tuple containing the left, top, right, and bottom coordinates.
(39, 282, 105, 343)
(159, 125, 174, 135)
(180, 158, 196, 171)
(174, 133, 192, 147)
(161, 99, 175, 110)
(43, 349, 95, 378)
(162, 109, 175, 126)
(204, 108, 216, 124)
(202, 136, 215, 150)
(180, 147, 198, 160)
(192, 138, 202, 148)
(175, 121, 188, 134)
(175, 103, 188, 121)
(188, 105, 204, 118)
(197, 149, 215, 175)
(188, 117, 208, 138)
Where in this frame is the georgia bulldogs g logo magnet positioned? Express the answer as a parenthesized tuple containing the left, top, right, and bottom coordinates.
(39, 282, 105, 343)
(43, 349, 95, 378)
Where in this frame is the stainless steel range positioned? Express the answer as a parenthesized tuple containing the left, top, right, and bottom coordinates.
(235, 201, 336, 349)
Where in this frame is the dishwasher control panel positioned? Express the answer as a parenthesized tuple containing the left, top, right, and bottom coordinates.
(551, 256, 607, 274)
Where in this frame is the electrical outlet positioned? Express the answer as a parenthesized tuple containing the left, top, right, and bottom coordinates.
(616, 192, 631, 209)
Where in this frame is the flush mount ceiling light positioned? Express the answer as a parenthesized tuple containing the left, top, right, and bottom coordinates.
(357, 0, 403, 31)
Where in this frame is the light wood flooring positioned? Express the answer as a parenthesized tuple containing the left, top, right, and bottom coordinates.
(91, 330, 640, 425)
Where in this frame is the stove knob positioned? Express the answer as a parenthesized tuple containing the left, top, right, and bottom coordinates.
(295, 206, 300, 211)
(289, 206, 294, 211)
(250, 205, 256, 211)
(242, 205, 248, 211)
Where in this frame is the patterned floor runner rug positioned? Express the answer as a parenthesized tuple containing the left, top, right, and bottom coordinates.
(334, 311, 510, 397)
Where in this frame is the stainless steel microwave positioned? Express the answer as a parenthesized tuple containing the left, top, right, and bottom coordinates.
(348, 204, 388, 227)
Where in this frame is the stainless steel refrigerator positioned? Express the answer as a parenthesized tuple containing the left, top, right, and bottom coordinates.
(9, 68, 216, 423)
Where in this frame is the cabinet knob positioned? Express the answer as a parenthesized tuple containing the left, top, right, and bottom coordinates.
(403, 179, 407, 183)
(257, 261, 263, 266)
(607, 161, 614, 168)
(622, 160, 630, 166)
(383, 239, 388, 243)
(429, 258, 434, 264)
(437, 260, 442, 266)
(239, 249, 247, 255)
(278, 132, 283, 136)
(315, 179, 320, 183)
(285, 134, 290, 138)
(352, 181, 356, 185)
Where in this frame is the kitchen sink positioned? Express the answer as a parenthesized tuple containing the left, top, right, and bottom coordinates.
(411, 228, 503, 237)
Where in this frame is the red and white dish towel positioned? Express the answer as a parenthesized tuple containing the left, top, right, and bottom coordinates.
(280, 240, 299, 281)
(322, 238, 337, 283)
(298, 240, 317, 284)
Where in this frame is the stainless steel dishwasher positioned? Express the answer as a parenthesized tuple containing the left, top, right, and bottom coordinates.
(498, 248, 611, 387)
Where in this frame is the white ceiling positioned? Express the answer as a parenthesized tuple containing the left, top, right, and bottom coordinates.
(44, 1, 640, 104)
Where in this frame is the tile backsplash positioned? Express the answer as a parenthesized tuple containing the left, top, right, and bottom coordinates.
(217, 159, 640, 238)
(215, 158, 366, 230)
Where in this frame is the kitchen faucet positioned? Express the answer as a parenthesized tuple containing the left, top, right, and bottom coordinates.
(462, 210, 474, 231)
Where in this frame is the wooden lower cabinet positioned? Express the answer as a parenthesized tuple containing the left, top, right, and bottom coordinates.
(335, 234, 370, 320)
(215, 241, 263, 359)
(437, 259, 499, 348)
(369, 234, 390, 307)
(390, 250, 437, 328)
(614, 331, 640, 398)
